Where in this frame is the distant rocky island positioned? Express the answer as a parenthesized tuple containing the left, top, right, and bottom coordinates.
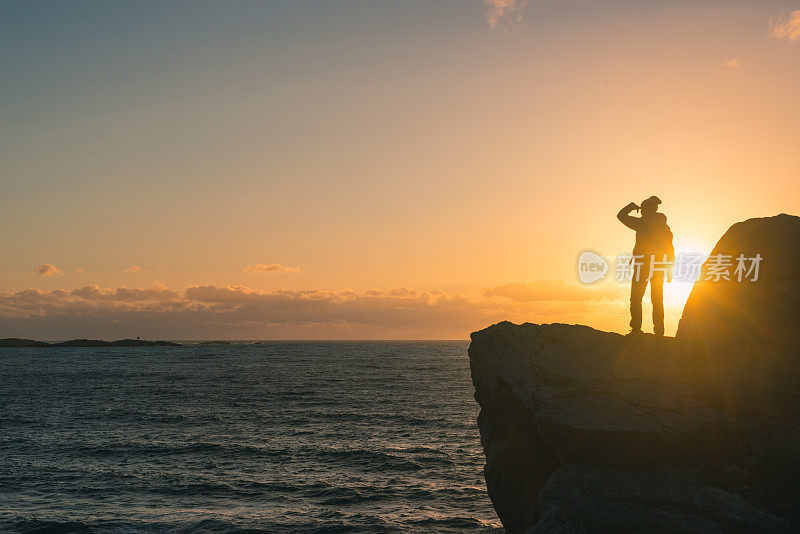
(0, 338, 181, 347)
(469, 214, 800, 532)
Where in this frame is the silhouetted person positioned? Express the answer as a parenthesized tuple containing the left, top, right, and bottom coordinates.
(617, 196, 674, 336)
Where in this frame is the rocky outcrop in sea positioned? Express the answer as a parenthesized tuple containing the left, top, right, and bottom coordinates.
(469, 214, 800, 533)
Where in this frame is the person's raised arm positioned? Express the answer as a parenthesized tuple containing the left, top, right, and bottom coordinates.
(617, 202, 641, 230)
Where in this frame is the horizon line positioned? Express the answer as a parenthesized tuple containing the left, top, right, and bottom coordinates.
(2, 337, 470, 343)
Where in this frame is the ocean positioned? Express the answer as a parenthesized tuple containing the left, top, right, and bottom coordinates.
(0, 342, 502, 533)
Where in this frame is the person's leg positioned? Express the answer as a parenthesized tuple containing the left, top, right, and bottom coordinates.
(629, 277, 646, 332)
(651, 272, 664, 336)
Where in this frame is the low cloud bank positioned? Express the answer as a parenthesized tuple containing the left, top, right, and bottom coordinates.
(0, 281, 628, 340)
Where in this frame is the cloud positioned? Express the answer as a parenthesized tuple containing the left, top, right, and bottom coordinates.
(0, 279, 630, 340)
(484, 0, 528, 30)
(483, 279, 626, 302)
(70, 284, 180, 302)
(36, 264, 63, 277)
(721, 58, 741, 71)
(770, 10, 800, 42)
(242, 263, 302, 274)
(125, 265, 143, 273)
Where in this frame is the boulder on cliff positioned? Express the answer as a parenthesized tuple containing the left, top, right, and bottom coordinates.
(469, 214, 800, 533)
(677, 214, 800, 424)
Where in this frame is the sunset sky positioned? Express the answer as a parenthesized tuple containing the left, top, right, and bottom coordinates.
(2, 0, 799, 339)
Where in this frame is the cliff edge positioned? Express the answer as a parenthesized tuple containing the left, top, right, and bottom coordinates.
(469, 214, 800, 533)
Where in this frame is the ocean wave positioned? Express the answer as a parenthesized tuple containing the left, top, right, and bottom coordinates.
(305, 447, 425, 471)
(0, 343, 500, 533)
(70, 441, 293, 459)
(283, 410, 475, 429)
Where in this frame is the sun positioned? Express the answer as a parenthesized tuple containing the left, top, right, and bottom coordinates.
(663, 236, 711, 316)
(664, 277, 695, 308)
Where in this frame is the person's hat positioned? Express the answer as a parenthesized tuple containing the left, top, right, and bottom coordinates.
(641, 195, 662, 208)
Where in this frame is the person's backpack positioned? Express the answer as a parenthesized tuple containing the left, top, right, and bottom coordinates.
(655, 217, 674, 262)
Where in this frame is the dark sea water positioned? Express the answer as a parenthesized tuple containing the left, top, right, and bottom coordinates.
(0, 342, 501, 533)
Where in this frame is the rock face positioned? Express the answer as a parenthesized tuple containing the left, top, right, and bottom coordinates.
(469, 214, 800, 533)
(677, 214, 800, 426)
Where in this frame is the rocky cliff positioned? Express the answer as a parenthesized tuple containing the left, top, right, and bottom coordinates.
(469, 214, 800, 533)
